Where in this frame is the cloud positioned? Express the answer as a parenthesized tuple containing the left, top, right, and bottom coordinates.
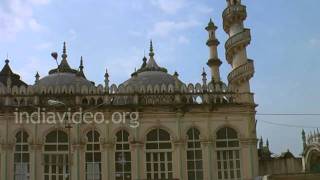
(151, 0, 186, 14)
(177, 35, 190, 44)
(148, 20, 199, 38)
(34, 42, 52, 50)
(0, 0, 49, 41)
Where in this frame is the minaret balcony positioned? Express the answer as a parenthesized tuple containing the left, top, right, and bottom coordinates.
(223, 5, 247, 33)
(225, 28, 251, 64)
(227, 59, 254, 85)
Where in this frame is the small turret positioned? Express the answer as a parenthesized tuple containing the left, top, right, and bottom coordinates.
(35, 72, 40, 84)
(302, 129, 306, 150)
(104, 68, 109, 93)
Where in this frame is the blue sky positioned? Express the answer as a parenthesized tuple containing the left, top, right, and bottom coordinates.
(0, 0, 320, 156)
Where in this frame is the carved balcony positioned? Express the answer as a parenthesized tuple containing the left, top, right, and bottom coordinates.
(228, 59, 254, 85)
(223, 5, 247, 33)
(225, 29, 251, 64)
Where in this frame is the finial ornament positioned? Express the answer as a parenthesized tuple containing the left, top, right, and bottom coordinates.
(62, 42, 67, 59)
(149, 40, 154, 57)
(79, 56, 84, 70)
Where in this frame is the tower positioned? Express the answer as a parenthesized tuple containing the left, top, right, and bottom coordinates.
(206, 19, 222, 83)
(223, 0, 255, 97)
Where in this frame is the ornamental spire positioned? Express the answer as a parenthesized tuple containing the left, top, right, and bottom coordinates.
(62, 42, 67, 60)
(149, 40, 154, 57)
(79, 56, 84, 71)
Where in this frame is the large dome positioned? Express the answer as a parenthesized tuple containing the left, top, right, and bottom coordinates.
(122, 71, 182, 87)
(36, 42, 93, 87)
(38, 73, 93, 87)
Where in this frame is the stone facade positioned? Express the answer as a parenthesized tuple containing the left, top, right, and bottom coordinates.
(0, 0, 260, 180)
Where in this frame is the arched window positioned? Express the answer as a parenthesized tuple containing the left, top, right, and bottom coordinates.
(44, 130, 69, 180)
(14, 131, 30, 180)
(85, 130, 102, 180)
(216, 127, 241, 180)
(145, 129, 172, 179)
(115, 130, 131, 180)
(186, 128, 203, 180)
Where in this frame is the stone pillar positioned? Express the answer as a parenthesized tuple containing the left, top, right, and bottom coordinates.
(173, 140, 186, 180)
(201, 140, 215, 180)
(102, 142, 114, 180)
(1, 144, 14, 180)
(72, 144, 85, 180)
(30, 144, 42, 180)
(240, 138, 258, 180)
(131, 141, 144, 180)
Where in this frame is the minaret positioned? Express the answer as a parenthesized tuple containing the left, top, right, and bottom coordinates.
(205, 18, 222, 83)
(104, 68, 109, 93)
(302, 129, 306, 150)
(223, 0, 254, 94)
(35, 72, 40, 84)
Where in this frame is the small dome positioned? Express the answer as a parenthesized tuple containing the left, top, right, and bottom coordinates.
(120, 41, 184, 88)
(121, 71, 182, 87)
(37, 73, 93, 87)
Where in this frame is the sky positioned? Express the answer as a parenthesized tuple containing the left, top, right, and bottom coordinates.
(0, 0, 320, 156)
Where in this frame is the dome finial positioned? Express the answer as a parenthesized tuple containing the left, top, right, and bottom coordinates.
(62, 41, 67, 60)
(149, 40, 154, 57)
(79, 56, 84, 70)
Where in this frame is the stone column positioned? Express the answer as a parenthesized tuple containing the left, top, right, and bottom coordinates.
(173, 140, 186, 180)
(240, 138, 258, 180)
(72, 144, 85, 180)
(131, 141, 144, 180)
(30, 144, 42, 180)
(102, 142, 114, 180)
(0, 144, 13, 180)
(201, 140, 215, 180)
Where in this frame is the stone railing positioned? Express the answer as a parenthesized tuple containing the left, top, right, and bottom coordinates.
(225, 29, 251, 63)
(228, 59, 254, 84)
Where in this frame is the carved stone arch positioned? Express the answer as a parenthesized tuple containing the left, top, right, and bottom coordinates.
(142, 124, 177, 142)
(11, 127, 33, 144)
(213, 124, 243, 140)
(208, 82, 214, 92)
(187, 83, 194, 93)
(183, 125, 205, 140)
(195, 83, 202, 93)
(168, 84, 174, 93)
(69, 86, 75, 94)
(40, 86, 46, 94)
(82, 97, 89, 105)
(110, 84, 118, 94)
(97, 85, 104, 94)
(81, 85, 89, 94)
(61, 85, 68, 94)
(41, 127, 69, 144)
(19, 86, 26, 95)
(147, 84, 153, 93)
(180, 84, 187, 93)
(27, 86, 33, 94)
(139, 85, 146, 94)
(160, 84, 167, 93)
(97, 97, 103, 105)
(47, 86, 54, 95)
(113, 126, 134, 142)
(12, 85, 19, 95)
(304, 145, 320, 171)
(154, 84, 160, 94)
(54, 86, 60, 94)
(89, 86, 96, 94)
(81, 125, 104, 143)
(126, 85, 134, 94)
